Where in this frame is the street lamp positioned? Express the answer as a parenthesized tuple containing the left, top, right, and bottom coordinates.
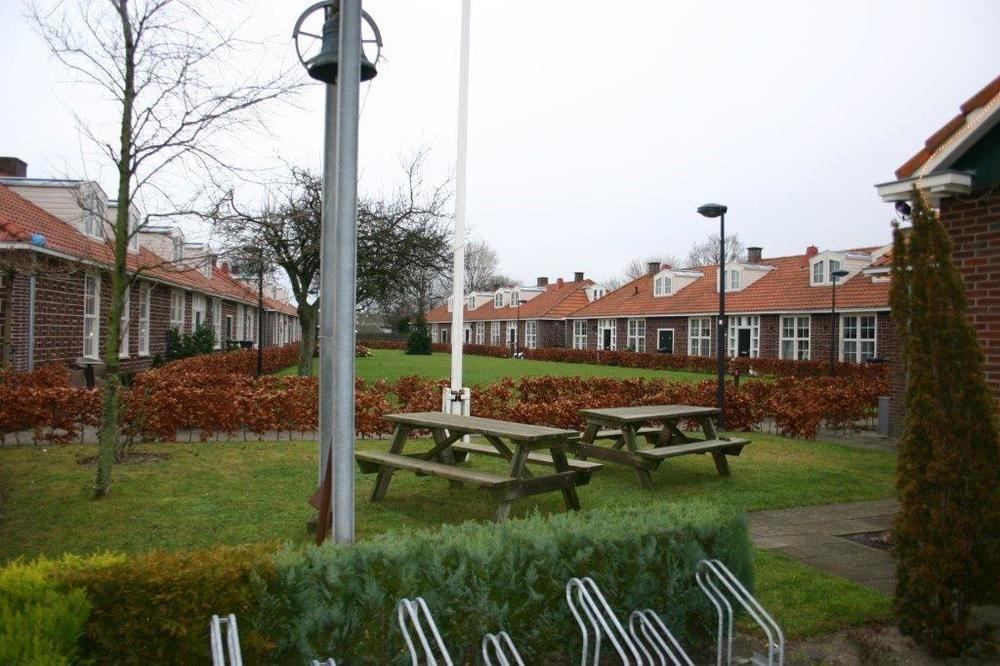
(697, 203, 728, 430)
(294, 0, 382, 545)
(514, 298, 527, 357)
(829, 269, 850, 377)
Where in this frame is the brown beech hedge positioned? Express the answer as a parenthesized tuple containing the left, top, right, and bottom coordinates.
(2, 343, 886, 442)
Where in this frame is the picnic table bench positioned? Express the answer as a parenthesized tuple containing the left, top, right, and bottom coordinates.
(571, 405, 750, 489)
(356, 412, 596, 522)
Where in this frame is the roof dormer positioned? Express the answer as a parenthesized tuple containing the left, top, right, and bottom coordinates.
(653, 268, 702, 297)
(585, 285, 606, 302)
(716, 262, 774, 292)
(809, 250, 872, 286)
(510, 286, 543, 307)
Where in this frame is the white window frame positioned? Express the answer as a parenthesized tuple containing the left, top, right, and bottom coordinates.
(525, 320, 538, 349)
(475, 321, 485, 344)
(510, 290, 520, 308)
(431, 323, 439, 342)
(627, 318, 646, 352)
(192, 294, 206, 330)
(688, 316, 712, 357)
(81, 189, 105, 239)
(213, 298, 223, 349)
(812, 261, 825, 284)
(654, 274, 672, 296)
(840, 313, 877, 363)
(83, 271, 101, 359)
(235, 304, 244, 339)
(138, 283, 151, 356)
(494, 292, 505, 308)
(597, 319, 617, 351)
(727, 315, 760, 358)
(170, 289, 185, 331)
(780, 315, 810, 360)
(573, 320, 588, 349)
(507, 321, 517, 347)
(490, 321, 501, 345)
(441, 327, 450, 343)
(119, 284, 131, 358)
(225, 314, 234, 343)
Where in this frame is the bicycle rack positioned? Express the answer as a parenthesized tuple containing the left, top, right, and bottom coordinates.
(209, 614, 243, 666)
(565, 577, 644, 665)
(695, 559, 784, 666)
(481, 630, 525, 666)
(628, 609, 694, 666)
(396, 597, 454, 666)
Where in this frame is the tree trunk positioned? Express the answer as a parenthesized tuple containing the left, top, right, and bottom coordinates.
(297, 302, 317, 376)
(94, 0, 135, 499)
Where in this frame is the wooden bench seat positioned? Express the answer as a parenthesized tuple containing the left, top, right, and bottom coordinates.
(570, 426, 663, 442)
(451, 441, 603, 472)
(355, 450, 512, 488)
(634, 438, 750, 461)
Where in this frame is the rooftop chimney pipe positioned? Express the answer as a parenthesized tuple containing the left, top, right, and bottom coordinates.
(647, 261, 660, 275)
(747, 247, 762, 263)
(536, 276, 549, 287)
(0, 157, 27, 178)
(574, 271, 584, 282)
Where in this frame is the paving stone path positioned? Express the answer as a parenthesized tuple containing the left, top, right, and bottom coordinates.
(749, 499, 899, 595)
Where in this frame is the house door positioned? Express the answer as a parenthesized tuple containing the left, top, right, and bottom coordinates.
(464, 327, 471, 343)
(657, 329, 674, 354)
(737, 329, 752, 357)
(601, 328, 613, 350)
(441, 329, 449, 344)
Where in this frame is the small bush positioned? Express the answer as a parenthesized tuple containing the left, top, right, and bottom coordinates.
(256, 504, 751, 664)
(406, 318, 432, 355)
(56, 544, 276, 665)
(0, 554, 120, 665)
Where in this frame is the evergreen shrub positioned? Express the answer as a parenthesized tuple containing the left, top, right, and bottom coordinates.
(255, 503, 751, 664)
(406, 316, 432, 355)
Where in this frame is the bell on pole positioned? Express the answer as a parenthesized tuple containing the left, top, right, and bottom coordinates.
(296, 3, 382, 85)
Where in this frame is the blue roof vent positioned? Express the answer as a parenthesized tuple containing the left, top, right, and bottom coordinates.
(30, 233, 47, 247)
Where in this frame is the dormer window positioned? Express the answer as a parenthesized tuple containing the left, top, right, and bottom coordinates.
(812, 261, 825, 284)
(81, 190, 105, 239)
(811, 253, 849, 286)
(510, 290, 520, 307)
(718, 268, 741, 292)
(494, 292, 506, 308)
(654, 274, 672, 296)
(172, 238, 184, 262)
(447, 295, 454, 312)
(467, 296, 475, 310)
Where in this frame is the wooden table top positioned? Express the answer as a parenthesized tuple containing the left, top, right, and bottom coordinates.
(384, 412, 578, 442)
(578, 405, 720, 424)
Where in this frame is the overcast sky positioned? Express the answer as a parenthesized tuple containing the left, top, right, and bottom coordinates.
(2, 0, 999, 286)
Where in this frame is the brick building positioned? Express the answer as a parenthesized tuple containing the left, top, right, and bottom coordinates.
(567, 248, 893, 365)
(876, 73, 1000, 433)
(0, 158, 299, 377)
(425, 273, 598, 351)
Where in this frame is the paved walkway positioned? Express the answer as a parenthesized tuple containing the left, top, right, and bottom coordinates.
(749, 499, 899, 595)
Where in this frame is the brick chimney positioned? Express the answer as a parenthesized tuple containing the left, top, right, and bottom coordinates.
(536, 276, 549, 287)
(556, 277, 564, 288)
(647, 261, 659, 275)
(574, 271, 584, 282)
(747, 246, 762, 263)
(0, 157, 27, 178)
(805, 245, 819, 258)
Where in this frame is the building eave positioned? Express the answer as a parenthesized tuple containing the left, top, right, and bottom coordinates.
(875, 170, 973, 203)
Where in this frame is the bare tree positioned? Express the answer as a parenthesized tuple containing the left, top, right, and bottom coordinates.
(604, 253, 681, 291)
(214, 156, 451, 375)
(685, 234, 746, 267)
(30, 0, 300, 497)
(464, 239, 501, 292)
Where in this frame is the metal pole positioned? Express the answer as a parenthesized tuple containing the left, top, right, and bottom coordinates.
(257, 261, 264, 376)
(449, 0, 472, 400)
(717, 213, 726, 430)
(515, 304, 520, 356)
(830, 277, 837, 378)
(27, 274, 36, 371)
(318, 82, 338, 484)
(332, 0, 363, 544)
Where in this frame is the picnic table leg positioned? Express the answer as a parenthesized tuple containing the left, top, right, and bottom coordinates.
(698, 416, 731, 477)
(494, 445, 531, 523)
(549, 446, 581, 512)
(575, 422, 600, 460)
(622, 425, 653, 489)
(372, 424, 408, 501)
(431, 428, 464, 488)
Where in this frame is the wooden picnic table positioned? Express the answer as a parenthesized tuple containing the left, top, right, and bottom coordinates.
(572, 405, 750, 489)
(355, 412, 598, 522)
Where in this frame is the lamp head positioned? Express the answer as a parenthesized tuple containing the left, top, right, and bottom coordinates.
(697, 203, 727, 218)
(831, 269, 849, 281)
(895, 201, 912, 219)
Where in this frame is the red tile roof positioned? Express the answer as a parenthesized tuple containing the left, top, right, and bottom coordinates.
(568, 251, 890, 319)
(895, 73, 1000, 179)
(426, 279, 594, 323)
(0, 184, 298, 311)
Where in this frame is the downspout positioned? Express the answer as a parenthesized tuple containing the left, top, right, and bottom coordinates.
(27, 274, 37, 371)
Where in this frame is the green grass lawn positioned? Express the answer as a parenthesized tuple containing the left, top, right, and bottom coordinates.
(0, 434, 896, 637)
(279, 348, 716, 384)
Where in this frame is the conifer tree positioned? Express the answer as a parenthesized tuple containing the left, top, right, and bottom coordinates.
(890, 188, 1000, 656)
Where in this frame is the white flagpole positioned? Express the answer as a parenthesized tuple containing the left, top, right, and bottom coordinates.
(447, 0, 471, 410)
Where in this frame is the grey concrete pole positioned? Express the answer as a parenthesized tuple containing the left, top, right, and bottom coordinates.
(332, 0, 363, 543)
(318, 83, 338, 484)
(717, 213, 726, 430)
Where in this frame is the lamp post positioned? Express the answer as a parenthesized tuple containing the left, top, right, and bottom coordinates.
(697, 203, 728, 430)
(294, 0, 381, 544)
(829, 269, 849, 377)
